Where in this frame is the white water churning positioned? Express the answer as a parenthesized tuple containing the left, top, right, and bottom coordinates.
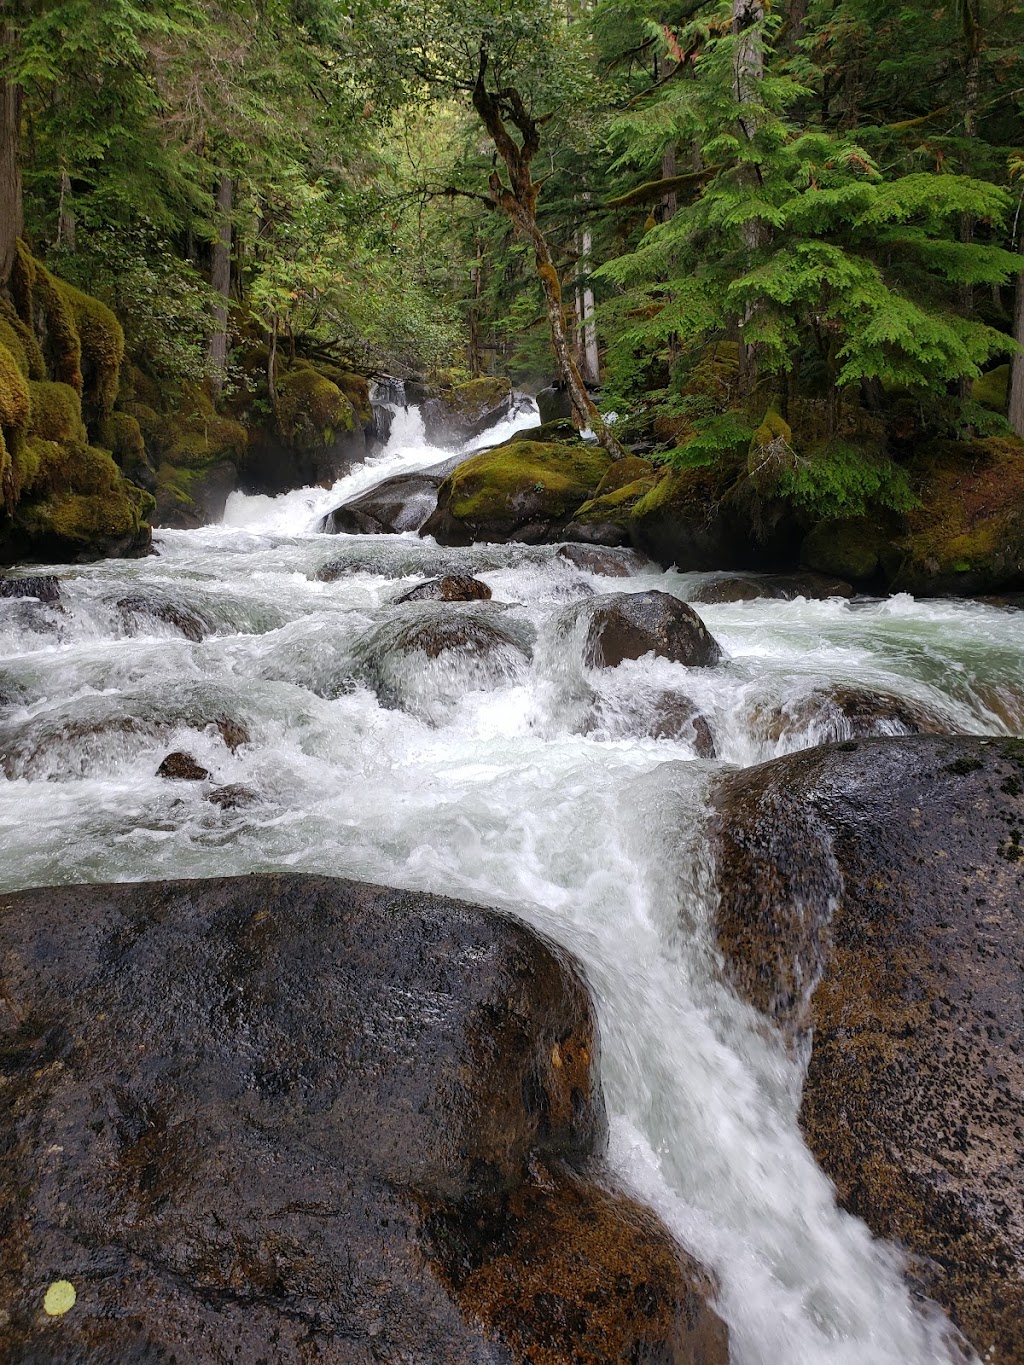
(2, 397, 1019, 1364)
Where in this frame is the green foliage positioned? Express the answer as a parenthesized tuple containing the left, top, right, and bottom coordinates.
(670, 413, 756, 469)
(777, 443, 917, 520)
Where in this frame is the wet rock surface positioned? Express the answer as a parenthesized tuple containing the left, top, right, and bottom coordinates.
(586, 591, 723, 669)
(689, 572, 854, 604)
(557, 543, 654, 577)
(397, 574, 492, 603)
(0, 874, 727, 1363)
(156, 749, 211, 780)
(753, 684, 956, 746)
(318, 471, 443, 536)
(116, 593, 208, 643)
(0, 574, 62, 603)
(712, 736, 1024, 1361)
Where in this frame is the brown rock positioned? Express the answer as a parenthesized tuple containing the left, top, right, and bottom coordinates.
(156, 750, 210, 780)
(397, 575, 492, 603)
(586, 592, 722, 669)
(0, 874, 728, 1363)
(206, 783, 258, 809)
(752, 684, 955, 747)
(712, 737, 1024, 1361)
(214, 716, 250, 751)
(394, 615, 526, 662)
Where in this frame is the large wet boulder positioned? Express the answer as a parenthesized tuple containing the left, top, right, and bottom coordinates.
(557, 543, 655, 577)
(319, 471, 443, 535)
(397, 574, 492, 603)
(586, 591, 722, 669)
(536, 382, 573, 425)
(0, 874, 727, 1363)
(422, 440, 613, 546)
(712, 737, 1024, 1361)
(750, 684, 954, 749)
(422, 377, 515, 445)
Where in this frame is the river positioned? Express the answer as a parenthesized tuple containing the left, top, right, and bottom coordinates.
(2, 393, 1020, 1364)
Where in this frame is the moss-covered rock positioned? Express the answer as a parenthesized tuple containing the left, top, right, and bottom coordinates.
(568, 476, 659, 547)
(0, 315, 29, 379)
(318, 365, 372, 427)
(154, 459, 238, 530)
(972, 364, 1009, 412)
(59, 278, 125, 427)
(628, 462, 737, 569)
(32, 261, 83, 394)
(421, 439, 612, 546)
(277, 366, 356, 448)
(99, 411, 152, 487)
(593, 455, 655, 498)
(0, 339, 32, 510)
(800, 517, 894, 585)
(27, 380, 86, 444)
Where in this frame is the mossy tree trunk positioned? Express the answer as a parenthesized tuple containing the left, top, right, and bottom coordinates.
(0, 15, 23, 294)
(733, 0, 766, 401)
(471, 51, 625, 460)
(208, 172, 233, 396)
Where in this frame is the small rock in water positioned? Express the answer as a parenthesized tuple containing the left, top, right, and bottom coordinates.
(557, 544, 653, 577)
(586, 591, 722, 669)
(117, 593, 207, 643)
(396, 575, 492, 603)
(206, 783, 257, 809)
(157, 751, 210, 781)
(689, 572, 854, 604)
(0, 574, 62, 603)
(646, 693, 717, 755)
(399, 615, 524, 661)
(214, 716, 250, 751)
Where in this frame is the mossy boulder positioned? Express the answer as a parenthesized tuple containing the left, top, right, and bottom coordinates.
(155, 459, 238, 530)
(0, 338, 32, 509)
(421, 439, 613, 545)
(972, 364, 1009, 412)
(800, 516, 894, 586)
(890, 435, 1024, 594)
(422, 376, 515, 445)
(99, 410, 154, 489)
(0, 296, 43, 380)
(594, 455, 655, 498)
(628, 463, 737, 570)
(2, 452, 152, 563)
(27, 380, 86, 443)
(318, 364, 372, 427)
(277, 365, 356, 448)
(241, 364, 367, 496)
(59, 277, 125, 428)
(568, 475, 659, 547)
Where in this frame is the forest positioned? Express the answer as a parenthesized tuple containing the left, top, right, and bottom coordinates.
(2, 0, 1024, 582)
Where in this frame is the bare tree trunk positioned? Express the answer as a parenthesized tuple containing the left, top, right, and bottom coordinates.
(958, 0, 981, 400)
(469, 232, 483, 377)
(578, 224, 599, 386)
(471, 54, 624, 458)
(56, 168, 76, 251)
(0, 23, 23, 294)
(208, 172, 233, 396)
(1009, 234, 1024, 439)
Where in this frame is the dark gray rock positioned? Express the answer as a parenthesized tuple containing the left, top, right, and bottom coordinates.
(0, 874, 728, 1364)
(689, 573, 854, 604)
(558, 544, 654, 578)
(713, 738, 1024, 1361)
(318, 472, 442, 536)
(586, 592, 722, 669)
(0, 574, 62, 603)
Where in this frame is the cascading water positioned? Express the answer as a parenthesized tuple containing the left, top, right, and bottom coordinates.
(2, 391, 1019, 1363)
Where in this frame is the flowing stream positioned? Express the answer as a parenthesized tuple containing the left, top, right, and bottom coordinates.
(3, 391, 1022, 1363)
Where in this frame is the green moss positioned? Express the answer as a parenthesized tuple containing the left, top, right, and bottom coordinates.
(447, 440, 611, 522)
(10, 241, 36, 329)
(573, 477, 658, 525)
(28, 381, 86, 443)
(801, 518, 888, 582)
(448, 376, 511, 417)
(318, 366, 372, 426)
(0, 319, 28, 378)
(277, 367, 355, 448)
(0, 298, 44, 381)
(33, 263, 83, 394)
(0, 340, 31, 430)
(593, 456, 655, 499)
(632, 462, 732, 523)
(99, 411, 147, 474)
(972, 365, 1009, 413)
(58, 279, 125, 424)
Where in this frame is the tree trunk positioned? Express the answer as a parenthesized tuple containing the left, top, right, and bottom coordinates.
(1009, 235, 1024, 439)
(0, 22, 23, 294)
(578, 225, 599, 386)
(733, 0, 766, 399)
(57, 168, 75, 252)
(958, 0, 981, 400)
(471, 56, 624, 459)
(208, 172, 233, 395)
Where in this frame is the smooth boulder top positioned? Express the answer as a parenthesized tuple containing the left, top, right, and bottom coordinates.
(396, 574, 492, 603)
(0, 873, 728, 1364)
(687, 571, 854, 604)
(586, 590, 723, 669)
(712, 737, 1024, 1362)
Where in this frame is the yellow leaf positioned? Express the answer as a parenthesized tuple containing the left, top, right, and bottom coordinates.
(43, 1280, 76, 1317)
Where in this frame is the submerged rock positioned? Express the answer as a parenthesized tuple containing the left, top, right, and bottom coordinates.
(689, 572, 854, 604)
(396, 574, 492, 603)
(0, 573, 62, 603)
(156, 750, 210, 780)
(586, 591, 722, 669)
(712, 737, 1024, 1360)
(117, 592, 208, 643)
(206, 782, 258, 809)
(557, 543, 654, 578)
(753, 683, 955, 747)
(0, 874, 727, 1363)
